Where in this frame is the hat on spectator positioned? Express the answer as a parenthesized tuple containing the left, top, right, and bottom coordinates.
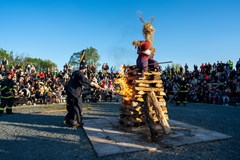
(79, 50, 87, 70)
(7, 71, 13, 76)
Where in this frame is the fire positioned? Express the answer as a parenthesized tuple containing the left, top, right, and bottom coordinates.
(114, 65, 133, 101)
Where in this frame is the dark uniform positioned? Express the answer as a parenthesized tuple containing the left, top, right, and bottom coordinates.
(176, 77, 189, 106)
(64, 70, 92, 127)
(64, 50, 98, 127)
(0, 72, 16, 115)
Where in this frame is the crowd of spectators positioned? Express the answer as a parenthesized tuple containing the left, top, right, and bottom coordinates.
(162, 59, 240, 106)
(0, 62, 69, 105)
(0, 58, 119, 105)
(0, 56, 239, 106)
(82, 63, 119, 102)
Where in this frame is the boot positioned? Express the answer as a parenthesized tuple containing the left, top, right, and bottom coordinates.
(6, 107, 13, 114)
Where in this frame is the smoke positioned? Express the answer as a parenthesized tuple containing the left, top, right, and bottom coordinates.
(107, 46, 136, 68)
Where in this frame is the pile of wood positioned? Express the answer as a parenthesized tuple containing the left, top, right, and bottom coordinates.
(119, 65, 171, 134)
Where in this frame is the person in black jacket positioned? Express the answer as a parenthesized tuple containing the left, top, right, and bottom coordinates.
(0, 72, 17, 115)
(176, 76, 189, 106)
(64, 50, 100, 128)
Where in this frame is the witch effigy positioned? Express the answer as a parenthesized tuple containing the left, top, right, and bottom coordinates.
(132, 15, 160, 74)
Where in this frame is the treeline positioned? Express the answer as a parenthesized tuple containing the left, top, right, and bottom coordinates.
(0, 48, 57, 71)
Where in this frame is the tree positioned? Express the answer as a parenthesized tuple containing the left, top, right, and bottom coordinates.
(23, 57, 57, 71)
(85, 47, 100, 67)
(0, 48, 9, 59)
(171, 63, 182, 74)
(68, 47, 101, 70)
(12, 53, 26, 67)
(0, 49, 14, 68)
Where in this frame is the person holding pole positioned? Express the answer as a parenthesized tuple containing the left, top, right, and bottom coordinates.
(64, 50, 100, 128)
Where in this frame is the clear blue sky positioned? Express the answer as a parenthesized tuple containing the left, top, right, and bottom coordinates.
(0, 0, 239, 71)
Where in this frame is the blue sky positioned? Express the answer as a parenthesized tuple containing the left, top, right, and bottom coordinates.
(0, 0, 239, 71)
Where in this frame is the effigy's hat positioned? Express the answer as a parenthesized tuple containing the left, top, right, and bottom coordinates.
(79, 50, 87, 70)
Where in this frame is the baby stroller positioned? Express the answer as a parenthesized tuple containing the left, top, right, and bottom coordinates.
(14, 88, 32, 106)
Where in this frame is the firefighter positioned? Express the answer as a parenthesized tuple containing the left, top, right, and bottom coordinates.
(176, 76, 189, 106)
(64, 50, 100, 128)
(0, 72, 17, 115)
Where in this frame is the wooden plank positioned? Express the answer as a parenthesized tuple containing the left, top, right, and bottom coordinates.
(126, 76, 138, 81)
(131, 101, 144, 107)
(136, 98, 144, 102)
(158, 98, 165, 102)
(134, 95, 163, 99)
(161, 106, 167, 111)
(149, 91, 171, 134)
(134, 87, 164, 92)
(123, 117, 143, 123)
(164, 114, 169, 120)
(120, 113, 143, 117)
(136, 83, 163, 88)
(155, 83, 163, 88)
(143, 72, 161, 76)
(159, 92, 166, 96)
(138, 83, 150, 87)
(137, 91, 145, 95)
(132, 75, 161, 81)
(123, 65, 138, 70)
(134, 79, 163, 84)
(121, 105, 142, 111)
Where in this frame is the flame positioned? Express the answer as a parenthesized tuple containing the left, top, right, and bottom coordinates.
(114, 65, 133, 101)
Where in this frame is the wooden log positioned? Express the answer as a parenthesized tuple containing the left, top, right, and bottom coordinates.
(149, 91, 171, 134)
